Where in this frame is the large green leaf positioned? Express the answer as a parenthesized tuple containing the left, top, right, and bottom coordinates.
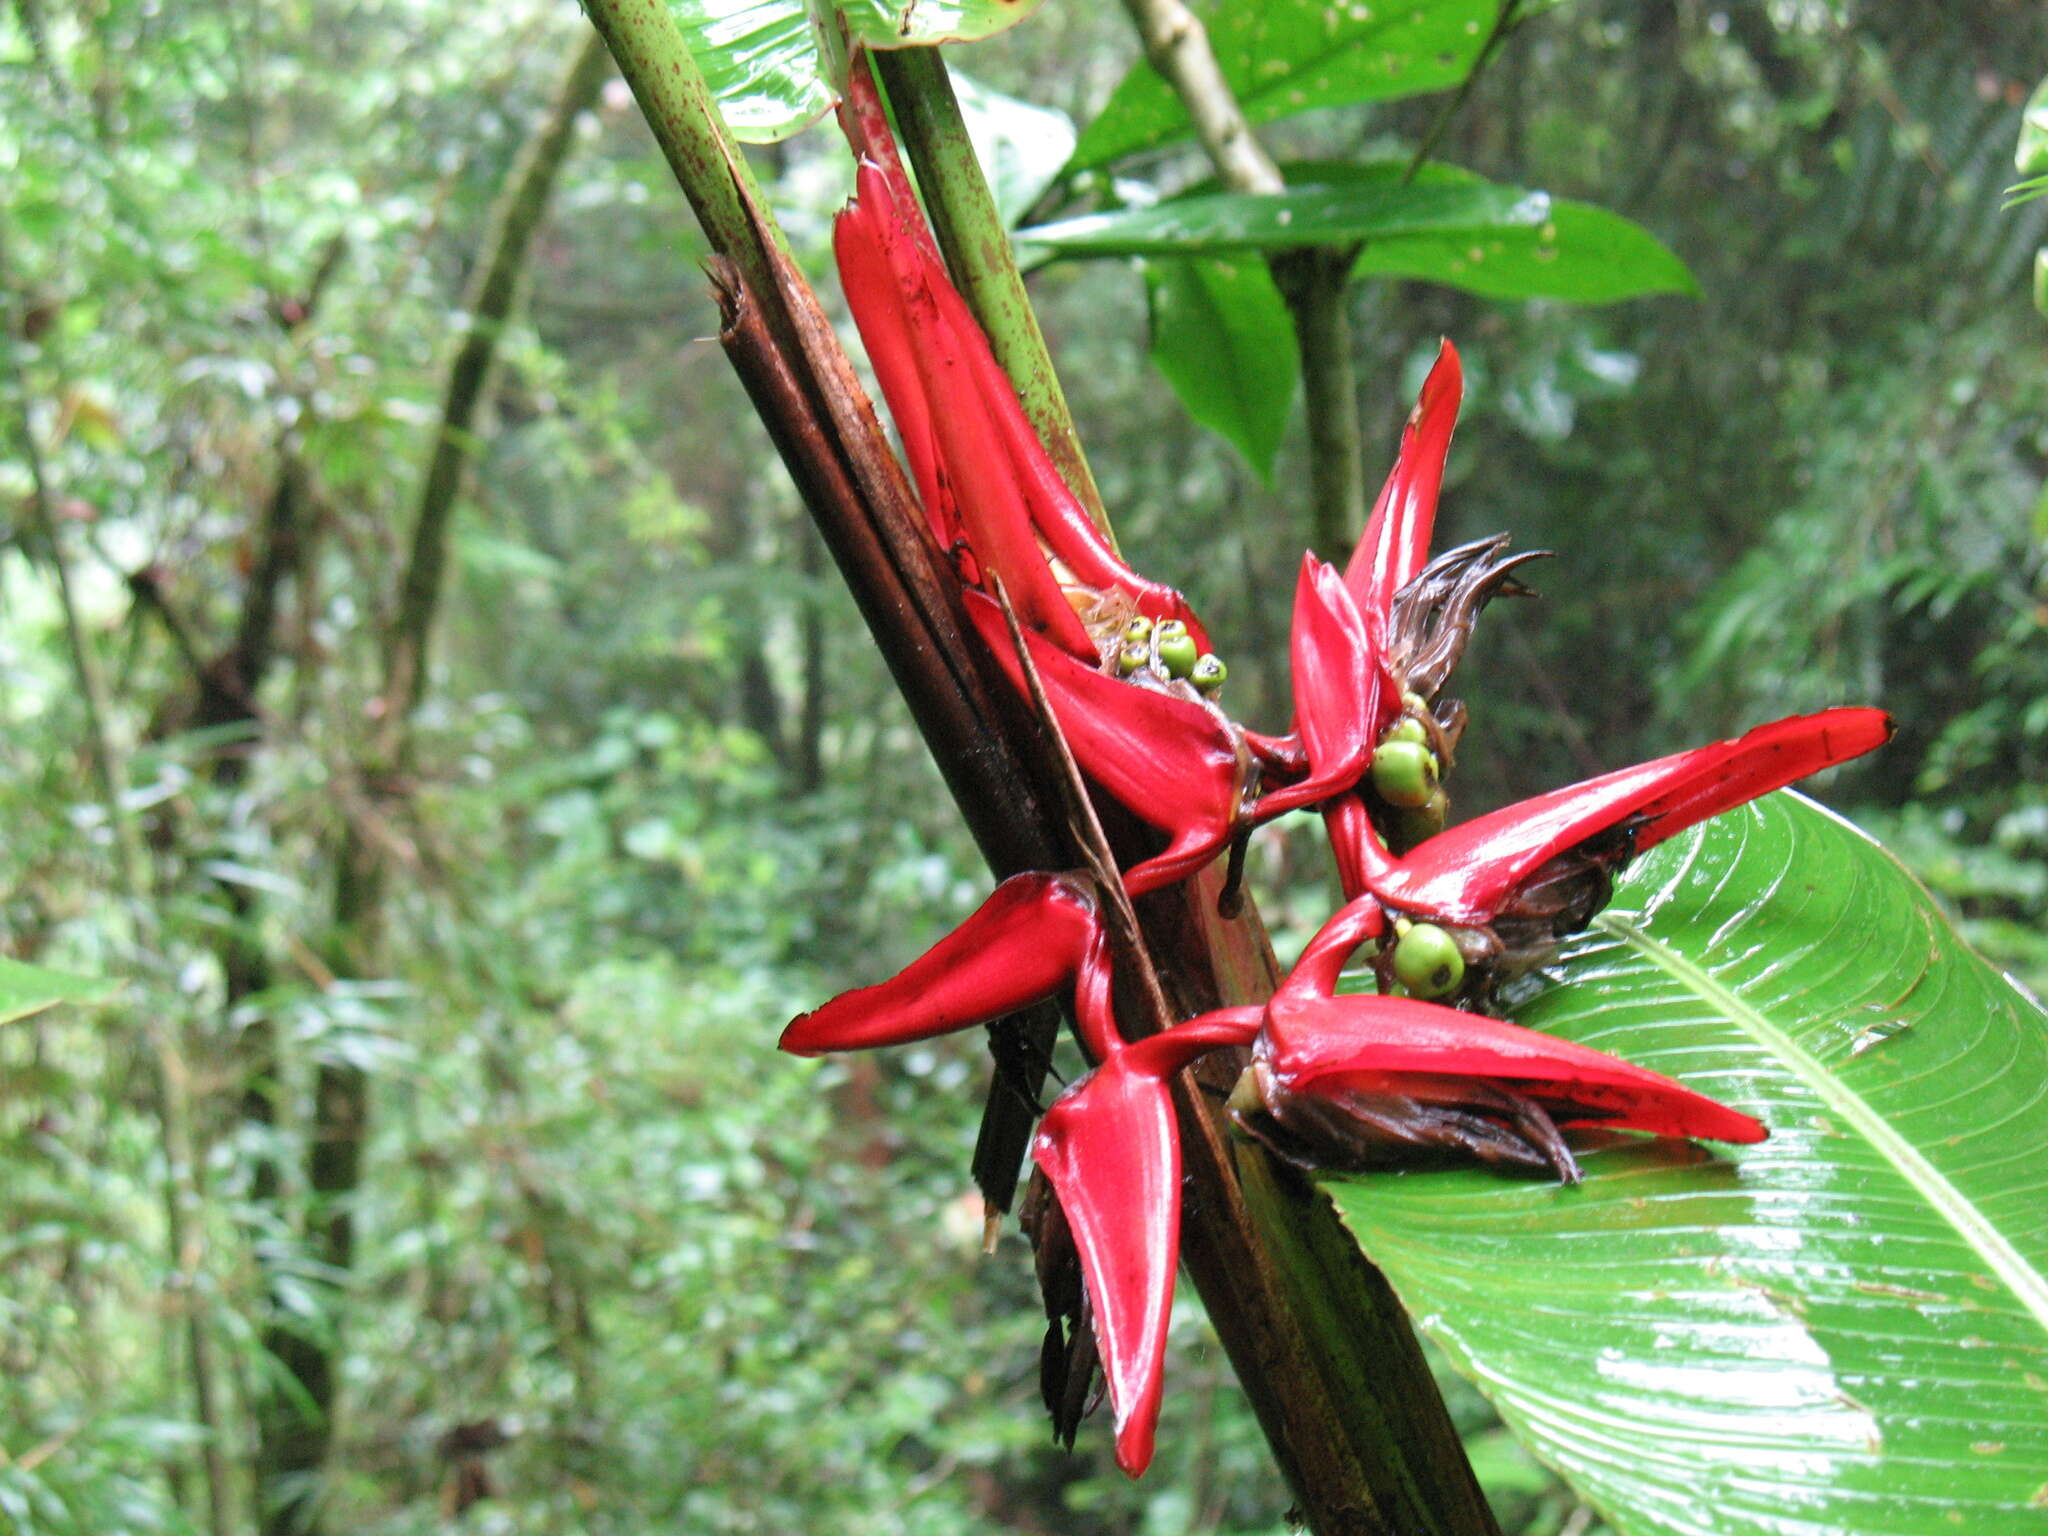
(1314, 159, 1695, 301)
(666, 0, 1047, 143)
(1347, 184, 1698, 302)
(1066, 0, 1497, 173)
(1144, 256, 1298, 480)
(1018, 179, 1549, 259)
(1022, 161, 1694, 301)
(1329, 792, 2048, 1534)
(0, 958, 109, 1026)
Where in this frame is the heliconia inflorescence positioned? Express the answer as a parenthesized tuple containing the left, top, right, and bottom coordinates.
(777, 50, 1894, 1479)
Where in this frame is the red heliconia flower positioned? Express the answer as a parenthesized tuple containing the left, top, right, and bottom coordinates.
(832, 64, 1207, 663)
(780, 870, 1121, 1063)
(1328, 707, 1896, 925)
(781, 861, 1775, 1476)
(1227, 898, 1767, 1180)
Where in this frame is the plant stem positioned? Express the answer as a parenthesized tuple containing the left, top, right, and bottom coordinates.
(872, 46, 1109, 530)
(256, 39, 610, 1535)
(1116, 0, 1283, 195)
(1116, 0, 1368, 559)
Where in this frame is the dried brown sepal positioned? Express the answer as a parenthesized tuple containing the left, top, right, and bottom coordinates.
(1020, 1164, 1105, 1449)
(1387, 533, 1548, 701)
(1229, 1060, 1583, 1184)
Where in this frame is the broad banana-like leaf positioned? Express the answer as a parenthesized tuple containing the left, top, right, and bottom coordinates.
(1329, 792, 2048, 1535)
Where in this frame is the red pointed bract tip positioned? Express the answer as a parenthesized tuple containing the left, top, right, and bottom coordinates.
(1032, 1055, 1180, 1478)
(1030, 1014, 1260, 1479)
(779, 870, 1118, 1060)
(1367, 706, 1895, 924)
(1261, 993, 1767, 1146)
(1253, 556, 1395, 821)
(963, 593, 1245, 896)
(1344, 340, 1463, 621)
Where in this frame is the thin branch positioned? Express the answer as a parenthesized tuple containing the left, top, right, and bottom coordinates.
(1117, 0, 1283, 195)
(1116, 0, 1366, 558)
(2, 230, 233, 1536)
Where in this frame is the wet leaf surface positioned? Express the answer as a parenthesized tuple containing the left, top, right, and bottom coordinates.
(1329, 792, 2048, 1535)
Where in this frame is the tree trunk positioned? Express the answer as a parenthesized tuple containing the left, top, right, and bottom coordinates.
(252, 37, 610, 1535)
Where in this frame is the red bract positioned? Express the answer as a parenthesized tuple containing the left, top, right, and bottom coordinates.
(1249, 899, 1768, 1169)
(833, 83, 1207, 660)
(963, 592, 1249, 897)
(1249, 554, 1393, 819)
(1335, 706, 1895, 926)
(1030, 1016, 1256, 1476)
(1344, 341, 1462, 622)
(779, 870, 1121, 1062)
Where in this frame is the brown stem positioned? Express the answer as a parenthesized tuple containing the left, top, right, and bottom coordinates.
(258, 39, 611, 1536)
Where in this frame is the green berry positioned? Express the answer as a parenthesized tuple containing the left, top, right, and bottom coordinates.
(1122, 616, 1154, 644)
(1384, 716, 1429, 748)
(1391, 787, 1450, 846)
(1393, 923, 1465, 999)
(1117, 644, 1150, 676)
(1191, 654, 1227, 693)
(1370, 739, 1440, 808)
(1156, 626, 1199, 678)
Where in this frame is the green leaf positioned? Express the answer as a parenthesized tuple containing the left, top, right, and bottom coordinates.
(666, 0, 1048, 144)
(1144, 257, 1297, 480)
(949, 71, 1076, 228)
(2004, 173, 2048, 212)
(0, 958, 109, 1026)
(1328, 793, 2048, 1535)
(1351, 196, 1697, 302)
(1019, 180, 1549, 259)
(2017, 75, 2048, 177)
(1066, 0, 1498, 173)
(1319, 158, 1696, 301)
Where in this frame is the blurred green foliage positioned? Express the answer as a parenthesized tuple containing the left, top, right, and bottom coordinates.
(0, 1, 2041, 1533)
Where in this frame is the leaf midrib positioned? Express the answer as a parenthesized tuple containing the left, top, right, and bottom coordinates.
(1595, 913, 2048, 1335)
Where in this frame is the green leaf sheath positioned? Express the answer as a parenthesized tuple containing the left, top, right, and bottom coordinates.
(1329, 792, 2048, 1536)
